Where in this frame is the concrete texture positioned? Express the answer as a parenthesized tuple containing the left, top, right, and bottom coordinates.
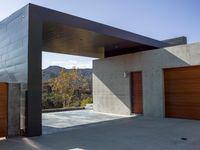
(0, 6, 28, 83)
(93, 42, 200, 117)
(1, 117, 200, 150)
(42, 109, 124, 135)
(20, 83, 27, 134)
(8, 83, 21, 137)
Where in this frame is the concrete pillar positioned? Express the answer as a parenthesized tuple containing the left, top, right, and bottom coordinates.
(8, 83, 21, 137)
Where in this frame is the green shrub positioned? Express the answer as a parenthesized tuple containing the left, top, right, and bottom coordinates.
(69, 100, 81, 108)
(80, 97, 93, 107)
(42, 93, 63, 109)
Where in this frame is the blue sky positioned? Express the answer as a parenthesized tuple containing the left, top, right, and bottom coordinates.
(1, 0, 199, 69)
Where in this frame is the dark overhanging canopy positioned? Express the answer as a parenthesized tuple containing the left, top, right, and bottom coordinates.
(27, 4, 172, 137)
(0, 3, 178, 137)
(29, 4, 170, 58)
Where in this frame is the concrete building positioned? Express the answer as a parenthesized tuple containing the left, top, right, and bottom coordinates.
(93, 42, 200, 118)
(0, 4, 199, 138)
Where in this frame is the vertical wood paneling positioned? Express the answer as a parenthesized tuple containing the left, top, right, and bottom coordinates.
(132, 72, 143, 114)
(164, 66, 200, 120)
(0, 83, 8, 137)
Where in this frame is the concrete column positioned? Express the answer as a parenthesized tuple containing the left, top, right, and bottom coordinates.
(8, 83, 21, 137)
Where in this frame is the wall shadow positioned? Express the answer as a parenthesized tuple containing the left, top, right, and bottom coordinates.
(42, 115, 140, 135)
(93, 47, 192, 115)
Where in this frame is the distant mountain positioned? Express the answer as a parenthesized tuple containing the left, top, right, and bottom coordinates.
(42, 66, 92, 81)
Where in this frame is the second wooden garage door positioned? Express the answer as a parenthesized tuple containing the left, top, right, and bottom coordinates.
(164, 66, 200, 120)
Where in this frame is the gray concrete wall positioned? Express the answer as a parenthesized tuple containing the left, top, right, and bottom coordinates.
(0, 6, 29, 132)
(93, 42, 200, 117)
(0, 6, 28, 83)
(0, 5, 42, 137)
(8, 83, 21, 137)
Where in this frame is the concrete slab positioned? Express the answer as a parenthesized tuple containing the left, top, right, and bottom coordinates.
(42, 109, 125, 134)
(1, 117, 200, 150)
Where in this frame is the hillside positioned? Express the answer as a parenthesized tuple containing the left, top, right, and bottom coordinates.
(42, 66, 92, 81)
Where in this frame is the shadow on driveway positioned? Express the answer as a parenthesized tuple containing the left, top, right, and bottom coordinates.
(1, 116, 200, 150)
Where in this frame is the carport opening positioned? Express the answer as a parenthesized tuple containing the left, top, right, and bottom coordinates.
(42, 52, 93, 134)
(40, 20, 138, 135)
(42, 52, 94, 110)
(42, 52, 124, 135)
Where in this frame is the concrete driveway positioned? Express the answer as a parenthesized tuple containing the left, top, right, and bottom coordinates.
(42, 109, 125, 134)
(1, 117, 200, 150)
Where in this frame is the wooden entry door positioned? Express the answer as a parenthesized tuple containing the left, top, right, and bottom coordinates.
(164, 66, 200, 120)
(131, 72, 143, 114)
(0, 83, 8, 137)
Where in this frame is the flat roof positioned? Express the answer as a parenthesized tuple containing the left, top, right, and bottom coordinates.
(29, 4, 171, 57)
(1, 4, 171, 58)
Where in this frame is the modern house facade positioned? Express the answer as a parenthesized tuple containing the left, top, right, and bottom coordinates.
(0, 4, 199, 138)
(93, 42, 200, 119)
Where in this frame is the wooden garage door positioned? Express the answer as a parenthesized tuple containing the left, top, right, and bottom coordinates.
(164, 66, 200, 120)
(0, 83, 8, 137)
(131, 72, 143, 114)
